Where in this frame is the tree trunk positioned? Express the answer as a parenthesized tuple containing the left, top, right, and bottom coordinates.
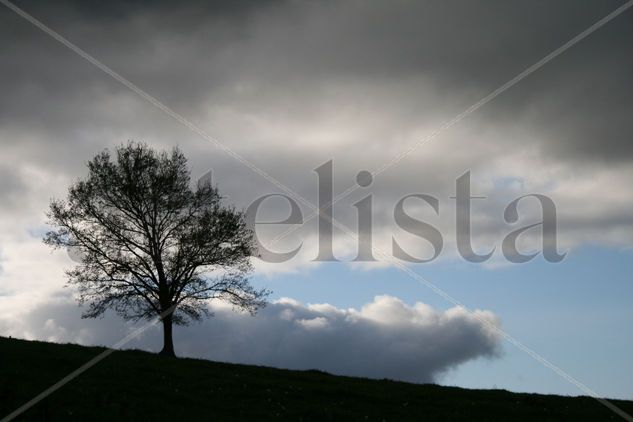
(159, 314, 176, 357)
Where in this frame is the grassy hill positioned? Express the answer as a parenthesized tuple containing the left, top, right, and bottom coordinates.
(0, 336, 631, 421)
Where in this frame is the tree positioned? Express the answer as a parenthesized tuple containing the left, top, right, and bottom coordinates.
(44, 142, 269, 357)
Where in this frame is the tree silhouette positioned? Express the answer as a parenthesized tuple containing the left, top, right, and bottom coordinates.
(44, 142, 269, 357)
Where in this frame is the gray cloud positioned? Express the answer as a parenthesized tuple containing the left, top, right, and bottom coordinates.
(0, 164, 27, 210)
(1, 294, 501, 383)
(0, 0, 632, 271)
(2, 0, 631, 159)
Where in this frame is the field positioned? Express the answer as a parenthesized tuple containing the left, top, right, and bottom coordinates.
(1, 336, 631, 421)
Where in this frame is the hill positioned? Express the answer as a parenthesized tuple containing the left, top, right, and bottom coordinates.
(0, 336, 631, 421)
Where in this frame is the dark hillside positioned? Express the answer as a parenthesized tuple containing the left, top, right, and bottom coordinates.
(1, 336, 630, 421)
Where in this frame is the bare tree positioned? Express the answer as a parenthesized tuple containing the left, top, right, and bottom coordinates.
(44, 142, 269, 357)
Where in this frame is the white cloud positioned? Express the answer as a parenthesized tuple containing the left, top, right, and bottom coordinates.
(0, 294, 501, 383)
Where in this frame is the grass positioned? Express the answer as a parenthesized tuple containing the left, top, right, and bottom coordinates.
(0, 336, 631, 421)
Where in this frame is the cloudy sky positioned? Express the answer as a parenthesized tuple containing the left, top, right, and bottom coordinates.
(1, 0, 632, 399)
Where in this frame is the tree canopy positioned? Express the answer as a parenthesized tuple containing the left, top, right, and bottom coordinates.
(44, 142, 269, 356)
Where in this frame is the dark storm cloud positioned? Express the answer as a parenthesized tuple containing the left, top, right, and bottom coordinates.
(2, 0, 631, 161)
(8, 7, 633, 164)
(0, 0, 631, 258)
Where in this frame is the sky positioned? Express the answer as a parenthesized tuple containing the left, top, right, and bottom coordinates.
(1, 0, 632, 400)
